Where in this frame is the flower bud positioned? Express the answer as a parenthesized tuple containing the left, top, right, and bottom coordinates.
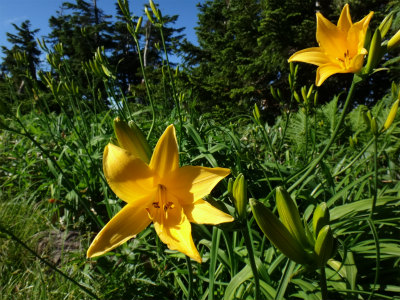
(370, 117, 378, 135)
(250, 199, 313, 265)
(364, 29, 383, 74)
(388, 29, 400, 51)
(314, 225, 334, 267)
(145, 6, 155, 24)
(253, 104, 260, 123)
(312, 202, 330, 237)
(349, 136, 354, 148)
(379, 12, 393, 38)
(135, 16, 143, 33)
(113, 117, 151, 163)
(232, 174, 248, 219)
(270, 85, 277, 100)
(294, 91, 301, 103)
(301, 86, 307, 103)
(383, 99, 399, 131)
(149, 0, 161, 21)
(227, 177, 234, 195)
(276, 187, 311, 249)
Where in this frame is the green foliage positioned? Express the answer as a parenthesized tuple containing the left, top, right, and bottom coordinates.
(1, 1, 400, 300)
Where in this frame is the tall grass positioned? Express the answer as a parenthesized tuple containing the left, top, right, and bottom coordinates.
(1, 2, 400, 300)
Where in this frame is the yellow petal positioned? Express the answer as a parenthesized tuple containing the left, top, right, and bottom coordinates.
(316, 12, 346, 58)
(167, 165, 230, 205)
(349, 51, 367, 72)
(103, 143, 155, 203)
(288, 47, 331, 66)
(315, 64, 344, 86)
(87, 201, 152, 258)
(351, 11, 374, 52)
(337, 4, 352, 32)
(153, 200, 201, 263)
(183, 199, 234, 225)
(149, 125, 179, 181)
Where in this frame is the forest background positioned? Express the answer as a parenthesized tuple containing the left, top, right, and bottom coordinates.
(1, 0, 400, 299)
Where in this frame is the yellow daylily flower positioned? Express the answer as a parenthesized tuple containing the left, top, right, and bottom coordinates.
(87, 125, 233, 262)
(288, 4, 373, 86)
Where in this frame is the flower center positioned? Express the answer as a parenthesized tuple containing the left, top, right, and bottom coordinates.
(146, 184, 176, 225)
(336, 49, 351, 69)
(152, 184, 175, 212)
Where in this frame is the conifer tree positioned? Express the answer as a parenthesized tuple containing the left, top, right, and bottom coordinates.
(1, 20, 41, 84)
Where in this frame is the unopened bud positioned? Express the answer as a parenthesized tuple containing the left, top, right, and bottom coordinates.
(379, 12, 393, 38)
(370, 117, 378, 135)
(113, 117, 151, 163)
(135, 16, 143, 33)
(145, 6, 155, 24)
(383, 99, 399, 131)
(253, 104, 260, 123)
(364, 29, 383, 74)
(388, 29, 400, 51)
(250, 198, 313, 265)
(312, 202, 330, 237)
(314, 225, 334, 267)
(276, 187, 311, 249)
(232, 174, 248, 219)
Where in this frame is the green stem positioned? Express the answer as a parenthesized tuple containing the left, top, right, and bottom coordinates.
(158, 24, 183, 148)
(320, 267, 328, 300)
(304, 109, 309, 162)
(0, 225, 99, 300)
(258, 122, 284, 182)
(367, 134, 380, 300)
(367, 218, 380, 300)
(208, 227, 220, 300)
(185, 255, 193, 300)
(288, 77, 359, 192)
(370, 136, 378, 217)
(243, 222, 261, 300)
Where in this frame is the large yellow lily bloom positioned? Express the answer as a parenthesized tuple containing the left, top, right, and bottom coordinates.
(288, 4, 373, 86)
(87, 125, 233, 262)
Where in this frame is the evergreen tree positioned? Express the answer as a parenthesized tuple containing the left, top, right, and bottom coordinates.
(182, 0, 395, 119)
(1, 20, 41, 84)
(110, 2, 141, 94)
(46, 0, 114, 101)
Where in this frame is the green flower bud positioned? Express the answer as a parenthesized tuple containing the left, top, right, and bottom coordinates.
(364, 29, 383, 74)
(250, 199, 313, 265)
(135, 16, 143, 33)
(113, 117, 151, 163)
(270, 85, 277, 100)
(387, 29, 400, 51)
(149, 0, 161, 21)
(312, 202, 330, 237)
(314, 225, 334, 267)
(370, 117, 378, 135)
(294, 91, 301, 103)
(227, 177, 234, 196)
(301, 86, 307, 103)
(145, 6, 155, 24)
(307, 85, 314, 99)
(383, 99, 399, 131)
(232, 174, 248, 219)
(379, 12, 393, 38)
(349, 136, 354, 148)
(253, 104, 261, 123)
(276, 187, 311, 249)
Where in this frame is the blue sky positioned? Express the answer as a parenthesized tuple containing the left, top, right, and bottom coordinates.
(0, 0, 202, 63)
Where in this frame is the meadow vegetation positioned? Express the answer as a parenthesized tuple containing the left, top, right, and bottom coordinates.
(1, 0, 400, 299)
